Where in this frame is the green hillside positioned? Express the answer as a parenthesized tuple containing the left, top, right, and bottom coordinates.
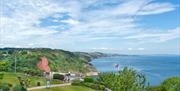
(0, 48, 105, 75)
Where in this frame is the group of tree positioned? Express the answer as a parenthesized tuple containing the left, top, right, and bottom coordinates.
(98, 67, 146, 91)
(0, 61, 10, 71)
(72, 67, 180, 91)
(0, 48, 99, 75)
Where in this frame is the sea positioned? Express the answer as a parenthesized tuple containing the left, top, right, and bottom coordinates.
(90, 55, 180, 86)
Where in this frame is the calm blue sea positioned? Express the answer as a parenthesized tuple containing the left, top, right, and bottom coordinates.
(90, 55, 180, 86)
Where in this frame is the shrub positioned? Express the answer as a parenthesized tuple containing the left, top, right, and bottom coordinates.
(83, 82, 96, 88)
(72, 79, 82, 86)
(0, 83, 12, 91)
(0, 73, 4, 79)
(98, 84, 105, 90)
(51, 79, 63, 84)
(83, 82, 105, 90)
(13, 85, 27, 91)
(98, 67, 146, 91)
(146, 86, 161, 91)
(160, 77, 180, 91)
(17, 76, 30, 87)
(53, 74, 64, 80)
(84, 76, 94, 83)
(0, 61, 10, 71)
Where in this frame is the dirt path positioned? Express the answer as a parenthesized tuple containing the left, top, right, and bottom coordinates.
(27, 83, 71, 91)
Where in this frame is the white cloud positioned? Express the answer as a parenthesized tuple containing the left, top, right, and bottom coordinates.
(128, 48, 145, 51)
(138, 48, 145, 51)
(137, 2, 176, 15)
(92, 47, 116, 51)
(124, 27, 180, 43)
(0, 0, 178, 52)
(61, 19, 79, 25)
(128, 48, 133, 51)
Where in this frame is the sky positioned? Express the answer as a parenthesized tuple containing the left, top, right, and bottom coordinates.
(0, 0, 180, 54)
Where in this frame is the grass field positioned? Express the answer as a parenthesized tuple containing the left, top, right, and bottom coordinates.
(0, 72, 98, 91)
(31, 86, 98, 91)
(0, 72, 63, 87)
(0, 72, 19, 86)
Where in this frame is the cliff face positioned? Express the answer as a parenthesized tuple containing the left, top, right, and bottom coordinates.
(0, 48, 103, 74)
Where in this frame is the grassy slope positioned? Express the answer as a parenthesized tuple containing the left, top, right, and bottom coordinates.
(0, 72, 19, 86)
(0, 72, 62, 87)
(0, 48, 97, 74)
(31, 86, 97, 91)
(0, 72, 97, 91)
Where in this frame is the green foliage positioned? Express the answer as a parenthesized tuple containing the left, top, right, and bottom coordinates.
(53, 74, 64, 80)
(98, 67, 146, 91)
(147, 86, 161, 91)
(51, 79, 63, 84)
(72, 78, 105, 90)
(0, 73, 4, 79)
(0, 48, 96, 74)
(0, 61, 10, 71)
(31, 86, 97, 91)
(17, 76, 31, 88)
(0, 83, 12, 91)
(72, 79, 83, 86)
(12, 76, 29, 91)
(84, 76, 94, 83)
(13, 85, 27, 91)
(147, 77, 180, 91)
(83, 82, 105, 90)
(160, 77, 180, 91)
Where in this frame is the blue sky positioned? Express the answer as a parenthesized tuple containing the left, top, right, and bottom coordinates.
(0, 0, 180, 54)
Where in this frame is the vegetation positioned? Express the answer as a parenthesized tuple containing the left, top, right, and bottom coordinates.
(0, 73, 4, 79)
(161, 77, 180, 91)
(0, 73, 20, 87)
(72, 77, 105, 90)
(0, 61, 10, 71)
(0, 83, 12, 91)
(13, 85, 27, 91)
(72, 67, 146, 91)
(0, 48, 103, 75)
(1, 48, 179, 91)
(0, 72, 63, 89)
(98, 67, 146, 91)
(31, 86, 98, 91)
(147, 77, 180, 91)
(84, 76, 94, 83)
(53, 74, 64, 81)
(72, 67, 180, 91)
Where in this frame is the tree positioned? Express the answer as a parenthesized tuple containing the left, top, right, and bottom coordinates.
(0, 61, 10, 71)
(98, 67, 146, 91)
(160, 77, 180, 91)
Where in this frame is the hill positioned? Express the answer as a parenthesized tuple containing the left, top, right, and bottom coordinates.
(0, 48, 107, 75)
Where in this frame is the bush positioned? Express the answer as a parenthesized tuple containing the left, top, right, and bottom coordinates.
(72, 79, 105, 90)
(83, 82, 105, 90)
(51, 79, 63, 84)
(53, 74, 64, 80)
(98, 84, 105, 90)
(72, 79, 82, 86)
(13, 85, 27, 91)
(98, 67, 146, 91)
(146, 86, 161, 91)
(83, 82, 96, 88)
(0, 61, 10, 71)
(0, 83, 12, 91)
(84, 76, 94, 83)
(0, 73, 4, 79)
(160, 77, 180, 91)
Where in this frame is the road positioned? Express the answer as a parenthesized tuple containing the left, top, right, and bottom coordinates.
(27, 83, 71, 91)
